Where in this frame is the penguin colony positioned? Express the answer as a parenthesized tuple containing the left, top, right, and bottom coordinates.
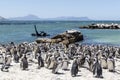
(0, 42, 120, 78)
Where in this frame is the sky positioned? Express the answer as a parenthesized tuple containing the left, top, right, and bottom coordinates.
(0, 0, 120, 20)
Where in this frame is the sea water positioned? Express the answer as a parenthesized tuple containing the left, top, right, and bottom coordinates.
(0, 20, 120, 46)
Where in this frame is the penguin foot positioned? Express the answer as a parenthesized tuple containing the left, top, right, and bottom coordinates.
(71, 74, 76, 77)
(37, 67, 41, 69)
(99, 76, 103, 78)
(94, 75, 103, 78)
(95, 75, 99, 78)
(22, 68, 26, 70)
(1, 68, 3, 71)
(52, 71, 56, 74)
(72, 75, 76, 77)
(62, 69, 70, 71)
(109, 70, 115, 72)
(49, 68, 53, 70)
(40, 65, 44, 67)
(103, 67, 107, 69)
(53, 72, 64, 75)
(78, 69, 81, 72)
(15, 61, 19, 63)
(52, 72, 58, 74)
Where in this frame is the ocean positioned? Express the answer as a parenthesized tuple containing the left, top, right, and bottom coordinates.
(0, 20, 120, 46)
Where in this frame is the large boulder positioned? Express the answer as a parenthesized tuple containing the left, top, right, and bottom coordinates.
(36, 30, 83, 45)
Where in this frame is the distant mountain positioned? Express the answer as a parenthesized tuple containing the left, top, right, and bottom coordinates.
(9, 15, 91, 21)
(0, 16, 7, 21)
(9, 15, 40, 20)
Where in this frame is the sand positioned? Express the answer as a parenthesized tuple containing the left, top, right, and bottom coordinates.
(0, 59, 120, 80)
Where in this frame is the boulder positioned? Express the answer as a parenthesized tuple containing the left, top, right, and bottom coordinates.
(36, 38, 51, 43)
(80, 23, 120, 29)
(36, 30, 83, 45)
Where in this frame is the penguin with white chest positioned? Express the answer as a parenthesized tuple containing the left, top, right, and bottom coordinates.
(13, 49, 19, 63)
(71, 58, 79, 77)
(45, 53, 52, 68)
(1, 55, 12, 72)
(52, 57, 62, 74)
(93, 57, 103, 78)
(100, 54, 108, 69)
(48, 55, 55, 69)
(62, 57, 70, 70)
(37, 53, 44, 69)
(107, 56, 115, 72)
(20, 54, 28, 70)
(0, 53, 4, 64)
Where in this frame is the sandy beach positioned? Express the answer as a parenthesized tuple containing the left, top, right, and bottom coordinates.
(0, 58, 120, 80)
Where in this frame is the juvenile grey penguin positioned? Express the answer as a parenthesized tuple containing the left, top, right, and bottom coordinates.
(71, 58, 79, 77)
(107, 56, 115, 72)
(93, 57, 103, 78)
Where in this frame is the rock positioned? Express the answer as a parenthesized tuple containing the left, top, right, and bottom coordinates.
(80, 23, 120, 29)
(61, 40, 69, 45)
(36, 38, 62, 43)
(36, 38, 52, 43)
(36, 30, 83, 45)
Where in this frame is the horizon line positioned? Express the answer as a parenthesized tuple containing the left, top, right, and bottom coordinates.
(0, 15, 120, 21)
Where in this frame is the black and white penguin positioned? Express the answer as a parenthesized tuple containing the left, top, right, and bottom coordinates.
(33, 45, 40, 59)
(20, 54, 28, 70)
(1, 64, 9, 72)
(5, 55, 12, 66)
(62, 57, 70, 70)
(13, 50, 19, 63)
(115, 48, 120, 59)
(93, 57, 103, 78)
(52, 57, 62, 74)
(100, 54, 108, 69)
(71, 58, 79, 77)
(37, 53, 44, 69)
(1, 55, 11, 72)
(81, 54, 90, 70)
(26, 52, 33, 62)
(107, 56, 115, 72)
(0, 53, 4, 64)
(45, 53, 52, 68)
(48, 56, 55, 69)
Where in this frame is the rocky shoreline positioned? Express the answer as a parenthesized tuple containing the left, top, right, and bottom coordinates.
(80, 23, 120, 29)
